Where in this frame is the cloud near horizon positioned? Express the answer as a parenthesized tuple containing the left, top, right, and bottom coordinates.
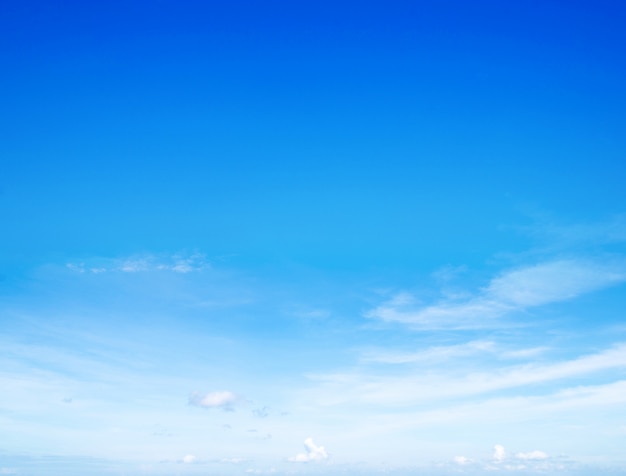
(493, 444, 506, 462)
(288, 438, 329, 463)
(516, 450, 548, 460)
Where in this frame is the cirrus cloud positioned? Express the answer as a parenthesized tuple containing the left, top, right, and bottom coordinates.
(367, 259, 625, 329)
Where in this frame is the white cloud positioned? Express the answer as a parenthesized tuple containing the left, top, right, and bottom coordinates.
(485, 260, 622, 306)
(363, 341, 550, 366)
(288, 438, 329, 463)
(0, 469, 17, 475)
(66, 253, 209, 275)
(425, 379, 626, 426)
(66, 263, 86, 273)
(189, 391, 243, 411)
(516, 450, 548, 460)
(493, 444, 506, 462)
(366, 259, 625, 328)
(308, 344, 626, 407)
(121, 253, 208, 273)
(118, 258, 151, 273)
(453, 456, 471, 465)
(182, 454, 197, 464)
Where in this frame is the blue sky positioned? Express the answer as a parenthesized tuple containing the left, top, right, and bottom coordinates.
(2, 1, 626, 475)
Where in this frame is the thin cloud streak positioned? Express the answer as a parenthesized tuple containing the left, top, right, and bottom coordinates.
(361, 340, 495, 364)
(65, 253, 210, 274)
(307, 344, 626, 406)
(362, 341, 550, 365)
(367, 259, 626, 329)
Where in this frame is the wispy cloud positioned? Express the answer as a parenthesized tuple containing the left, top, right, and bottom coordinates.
(307, 344, 626, 406)
(524, 214, 626, 249)
(362, 341, 551, 366)
(448, 444, 562, 474)
(367, 259, 625, 329)
(66, 252, 209, 274)
(361, 340, 495, 364)
(500, 347, 549, 359)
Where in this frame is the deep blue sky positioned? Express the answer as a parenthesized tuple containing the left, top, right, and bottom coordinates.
(2, 1, 626, 475)
(3, 0, 626, 273)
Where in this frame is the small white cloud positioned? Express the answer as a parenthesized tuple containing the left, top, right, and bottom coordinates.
(516, 450, 548, 460)
(189, 391, 243, 411)
(182, 454, 197, 464)
(493, 444, 506, 463)
(288, 438, 329, 463)
(454, 456, 470, 465)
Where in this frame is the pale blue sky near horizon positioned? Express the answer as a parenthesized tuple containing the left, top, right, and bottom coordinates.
(2, 1, 626, 475)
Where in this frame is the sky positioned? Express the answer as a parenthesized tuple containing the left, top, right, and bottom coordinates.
(2, 1, 626, 475)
